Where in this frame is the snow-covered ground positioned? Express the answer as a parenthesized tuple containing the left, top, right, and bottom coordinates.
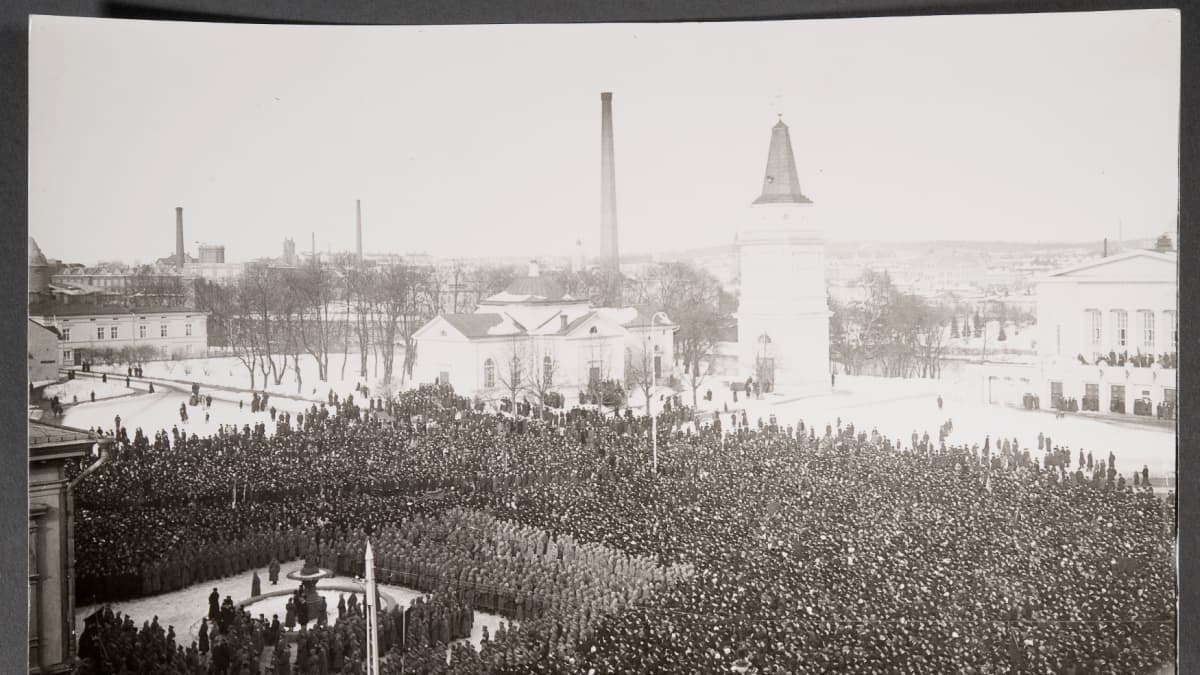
(72, 357, 1175, 481)
(92, 351, 403, 407)
(75, 558, 508, 651)
(61, 390, 305, 437)
(44, 377, 137, 403)
(718, 374, 1176, 480)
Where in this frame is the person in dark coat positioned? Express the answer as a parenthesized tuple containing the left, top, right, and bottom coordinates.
(209, 588, 221, 620)
(269, 558, 281, 585)
(251, 570, 262, 597)
(212, 636, 230, 674)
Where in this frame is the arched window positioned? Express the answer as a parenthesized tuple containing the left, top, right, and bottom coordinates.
(484, 358, 495, 388)
(543, 356, 553, 385)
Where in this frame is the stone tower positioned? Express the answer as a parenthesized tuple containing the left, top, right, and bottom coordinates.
(28, 237, 50, 303)
(735, 118, 829, 392)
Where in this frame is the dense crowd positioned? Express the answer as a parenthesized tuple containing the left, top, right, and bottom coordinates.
(72, 382, 1175, 673)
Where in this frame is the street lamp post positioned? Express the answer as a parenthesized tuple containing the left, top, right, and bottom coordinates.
(649, 312, 667, 475)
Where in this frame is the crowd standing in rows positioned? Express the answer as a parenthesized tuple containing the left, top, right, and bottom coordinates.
(72, 383, 1175, 674)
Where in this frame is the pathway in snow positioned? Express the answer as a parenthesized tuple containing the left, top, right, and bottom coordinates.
(76, 558, 509, 653)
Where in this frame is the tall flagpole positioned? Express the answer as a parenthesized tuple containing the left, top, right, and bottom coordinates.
(364, 541, 380, 675)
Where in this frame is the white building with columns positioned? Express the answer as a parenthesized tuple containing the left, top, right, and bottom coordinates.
(1033, 246, 1177, 417)
(735, 118, 830, 393)
(411, 262, 676, 401)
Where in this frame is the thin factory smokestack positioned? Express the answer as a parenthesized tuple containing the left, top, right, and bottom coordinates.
(356, 199, 363, 263)
(600, 92, 619, 272)
(175, 207, 185, 271)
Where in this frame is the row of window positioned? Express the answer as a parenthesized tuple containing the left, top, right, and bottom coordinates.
(482, 356, 556, 389)
(1053, 381, 1176, 405)
(1085, 309, 1175, 351)
(61, 324, 192, 341)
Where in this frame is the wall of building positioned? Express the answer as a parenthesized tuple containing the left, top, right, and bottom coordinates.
(29, 321, 61, 384)
(624, 325, 676, 378)
(1038, 362, 1177, 416)
(35, 312, 208, 364)
(29, 462, 74, 673)
(1037, 280, 1176, 361)
(414, 330, 628, 400)
(737, 201, 830, 391)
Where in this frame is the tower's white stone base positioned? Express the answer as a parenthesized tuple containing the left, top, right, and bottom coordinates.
(734, 119, 830, 393)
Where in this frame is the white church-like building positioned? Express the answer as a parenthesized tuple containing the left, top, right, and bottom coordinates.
(411, 263, 675, 401)
(735, 118, 830, 393)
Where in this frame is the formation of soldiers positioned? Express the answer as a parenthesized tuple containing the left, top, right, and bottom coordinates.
(71, 381, 1175, 673)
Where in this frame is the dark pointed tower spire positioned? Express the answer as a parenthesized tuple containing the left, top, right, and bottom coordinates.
(753, 118, 811, 205)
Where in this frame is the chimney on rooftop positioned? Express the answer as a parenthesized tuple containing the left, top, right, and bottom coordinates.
(175, 207, 185, 271)
(600, 92, 619, 272)
(356, 199, 363, 263)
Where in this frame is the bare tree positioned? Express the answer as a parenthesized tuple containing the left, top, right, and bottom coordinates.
(657, 262, 725, 407)
(495, 336, 529, 413)
(916, 306, 950, 379)
(624, 339, 659, 413)
(341, 259, 374, 379)
(525, 343, 559, 415)
(295, 261, 337, 382)
(196, 277, 260, 389)
(242, 264, 286, 386)
(277, 269, 307, 393)
(361, 263, 438, 386)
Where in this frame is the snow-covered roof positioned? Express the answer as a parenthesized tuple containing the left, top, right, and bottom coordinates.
(438, 313, 527, 339)
(1039, 249, 1177, 283)
(594, 305, 675, 329)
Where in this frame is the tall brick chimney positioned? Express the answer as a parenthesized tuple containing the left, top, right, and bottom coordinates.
(356, 199, 363, 263)
(175, 207, 185, 271)
(600, 92, 619, 272)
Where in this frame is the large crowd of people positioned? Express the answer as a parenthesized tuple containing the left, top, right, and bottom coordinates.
(71, 382, 1176, 673)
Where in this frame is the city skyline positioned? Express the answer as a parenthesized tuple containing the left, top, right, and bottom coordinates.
(30, 11, 1179, 265)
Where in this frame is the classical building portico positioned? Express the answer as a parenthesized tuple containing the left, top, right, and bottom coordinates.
(1034, 247, 1177, 417)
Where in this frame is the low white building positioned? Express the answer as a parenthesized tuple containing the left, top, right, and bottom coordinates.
(29, 302, 210, 365)
(411, 263, 676, 401)
(1032, 247, 1177, 417)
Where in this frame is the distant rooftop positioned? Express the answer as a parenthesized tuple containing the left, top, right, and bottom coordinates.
(29, 420, 96, 448)
(28, 301, 202, 317)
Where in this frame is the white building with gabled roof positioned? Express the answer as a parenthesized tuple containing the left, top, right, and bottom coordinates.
(411, 262, 676, 402)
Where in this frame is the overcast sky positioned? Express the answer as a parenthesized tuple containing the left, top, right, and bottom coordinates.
(29, 11, 1179, 265)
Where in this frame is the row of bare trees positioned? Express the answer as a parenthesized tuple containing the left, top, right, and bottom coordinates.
(195, 257, 443, 391)
(193, 255, 731, 407)
(829, 269, 950, 379)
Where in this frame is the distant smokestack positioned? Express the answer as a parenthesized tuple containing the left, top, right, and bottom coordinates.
(175, 207, 185, 270)
(600, 92, 619, 271)
(312, 232, 316, 265)
(1103, 238, 1108, 258)
(356, 199, 363, 263)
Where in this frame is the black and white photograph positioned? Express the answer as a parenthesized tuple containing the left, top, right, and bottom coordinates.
(25, 10, 1179, 674)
